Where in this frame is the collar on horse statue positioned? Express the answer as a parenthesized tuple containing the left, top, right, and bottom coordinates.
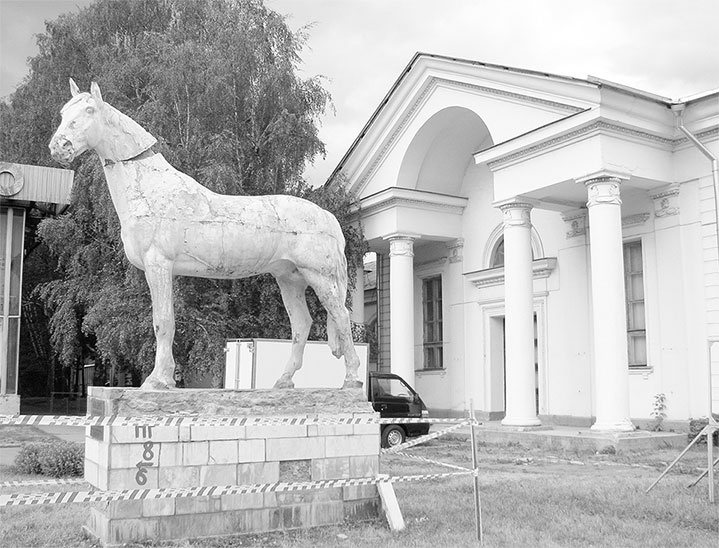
(104, 147, 156, 167)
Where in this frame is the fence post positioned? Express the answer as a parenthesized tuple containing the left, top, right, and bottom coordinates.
(469, 400, 483, 544)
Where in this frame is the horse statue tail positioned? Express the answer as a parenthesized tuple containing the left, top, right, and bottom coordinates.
(326, 214, 349, 359)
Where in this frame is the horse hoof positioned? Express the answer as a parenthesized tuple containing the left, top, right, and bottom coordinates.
(273, 378, 295, 389)
(342, 379, 364, 390)
(141, 377, 174, 390)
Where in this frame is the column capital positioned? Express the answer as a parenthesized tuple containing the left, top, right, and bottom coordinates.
(383, 233, 418, 257)
(575, 170, 630, 186)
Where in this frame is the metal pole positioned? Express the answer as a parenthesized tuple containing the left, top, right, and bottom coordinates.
(646, 427, 706, 493)
(469, 399, 483, 545)
(708, 425, 715, 503)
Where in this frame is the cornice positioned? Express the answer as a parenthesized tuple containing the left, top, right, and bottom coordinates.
(360, 188, 468, 217)
(486, 120, 683, 170)
(465, 257, 558, 288)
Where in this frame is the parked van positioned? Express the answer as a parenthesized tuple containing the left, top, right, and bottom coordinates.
(368, 371, 430, 448)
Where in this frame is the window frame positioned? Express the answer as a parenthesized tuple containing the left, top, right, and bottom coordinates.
(421, 275, 443, 370)
(623, 239, 648, 368)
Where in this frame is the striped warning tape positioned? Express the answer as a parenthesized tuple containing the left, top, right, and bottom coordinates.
(382, 421, 469, 454)
(391, 451, 472, 472)
(0, 478, 86, 488)
(0, 471, 474, 507)
(0, 414, 464, 428)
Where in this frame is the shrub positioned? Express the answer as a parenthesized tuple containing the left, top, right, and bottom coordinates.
(14, 440, 84, 477)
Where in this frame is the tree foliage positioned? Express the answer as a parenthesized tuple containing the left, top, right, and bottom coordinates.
(0, 0, 364, 387)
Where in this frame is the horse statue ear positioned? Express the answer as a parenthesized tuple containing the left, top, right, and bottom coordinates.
(69, 78, 80, 97)
(90, 81, 104, 105)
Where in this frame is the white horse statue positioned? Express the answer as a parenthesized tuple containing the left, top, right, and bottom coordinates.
(49, 80, 362, 391)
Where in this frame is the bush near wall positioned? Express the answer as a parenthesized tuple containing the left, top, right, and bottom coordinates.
(688, 417, 719, 446)
(14, 440, 84, 477)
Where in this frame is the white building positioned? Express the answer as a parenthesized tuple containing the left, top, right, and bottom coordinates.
(336, 53, 719, 430)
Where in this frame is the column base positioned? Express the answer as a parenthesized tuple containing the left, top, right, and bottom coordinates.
(0, 395, 20, 415)
(501, 416, 542, 427)
(590, 418, 635, 432)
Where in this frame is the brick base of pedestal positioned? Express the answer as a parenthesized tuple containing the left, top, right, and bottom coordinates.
(83, 387, 381, 547)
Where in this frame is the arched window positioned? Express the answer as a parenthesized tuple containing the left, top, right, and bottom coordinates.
(490, 238, 505, 268)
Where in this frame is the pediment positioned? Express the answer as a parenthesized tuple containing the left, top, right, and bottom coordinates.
(336, 54, 599, 198)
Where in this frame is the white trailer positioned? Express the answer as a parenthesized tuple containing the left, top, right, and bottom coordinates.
(224, 338, 369, 390)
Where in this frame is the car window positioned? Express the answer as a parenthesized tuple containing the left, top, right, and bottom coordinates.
(372, 377, 413, 401)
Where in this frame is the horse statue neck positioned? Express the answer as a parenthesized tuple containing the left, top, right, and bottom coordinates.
(96, 103, 157, 164)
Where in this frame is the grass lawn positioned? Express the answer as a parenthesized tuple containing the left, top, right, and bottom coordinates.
(1, 436, 717, 547)
(0, 426, 58, 445)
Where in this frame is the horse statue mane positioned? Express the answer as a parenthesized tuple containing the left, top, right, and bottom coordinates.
(49, 79, 362, 391)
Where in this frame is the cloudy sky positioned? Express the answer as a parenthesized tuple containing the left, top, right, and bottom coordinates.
(2, 0, 718, 186)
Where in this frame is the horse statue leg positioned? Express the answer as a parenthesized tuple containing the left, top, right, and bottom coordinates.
(140, 252, 177, 390)
(273, 272, 312, 389)
(300, 269, 363, 389)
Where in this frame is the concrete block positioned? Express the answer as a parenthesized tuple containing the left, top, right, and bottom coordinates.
(175, 494, 222, 515)
(314, 423, 354, 437)
(344, 498, 380, 522)
(108, 425, 179, 443)
(209, 439, 238, 464)
(309, 500, 345, 527)
(221, 492, 265, 511)
(96, 463, 109, 491)
(157, 512, 231, 540)
(179, 425, 191, 441)
(110, 443, 157, 468)
(191, 424, 246, 441)
(183, 441, 209, 465)
(238, 439, 266, 462)
(325, 434, 378, 458)
(238, 461, 279, 485)
(378, 479, 405, 531)
(353, 423, 380, 436)
(158, 441, 183, 468)
(108, 466, 158, 490)
(159, 465, 199, 488)
(141, 497, 175, 517)
(350, 455, 379, 477)
(84, 459, 99, 488)
(265, 437, 324, 461)
(200, 463, 237, 487)
(246, 423, 308, 439)
(276, 487, 342, 506)
(85, 437, 108, 465)
(311, 457, 350, 480)
(343, 484, 378, 501)
(110, 517, 159, 546)
(87, 508, 109, 541)
(102, 499, 143, 519)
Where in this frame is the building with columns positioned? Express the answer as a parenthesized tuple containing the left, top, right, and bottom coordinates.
(335, 53, 719, 430)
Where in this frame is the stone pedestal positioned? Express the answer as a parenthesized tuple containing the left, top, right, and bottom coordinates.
(83, 387, 381, 547)
(0, 395, 20, 415)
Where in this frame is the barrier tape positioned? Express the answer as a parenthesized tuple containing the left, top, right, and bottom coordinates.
(0, 471, 473, 507)
(0, 414, 462, 428)
(0, 478, 86, 488)
(382, 421, 470, 454)
(391, 451, 473, 472)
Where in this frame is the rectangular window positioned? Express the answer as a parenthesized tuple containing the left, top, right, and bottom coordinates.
(624, 241, 647, 367)
(422, 276, 443, 369)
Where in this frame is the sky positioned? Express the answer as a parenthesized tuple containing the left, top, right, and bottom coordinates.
(1, 0, 719, 186)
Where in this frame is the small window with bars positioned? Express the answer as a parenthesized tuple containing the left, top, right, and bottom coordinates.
(624, 240, 647, 367)
(422, 276, 443, 369)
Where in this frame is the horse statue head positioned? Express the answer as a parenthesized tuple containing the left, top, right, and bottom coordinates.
(49, 79, 156, 166)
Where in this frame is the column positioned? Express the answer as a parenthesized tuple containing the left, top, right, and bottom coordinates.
(498, 201, 540, 427)
(581, 174, 634, 431)
(385, 234, 417, 386)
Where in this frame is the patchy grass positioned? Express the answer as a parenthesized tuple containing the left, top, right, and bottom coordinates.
(0, 426, 57, 446)
(1, 439, 717, 548)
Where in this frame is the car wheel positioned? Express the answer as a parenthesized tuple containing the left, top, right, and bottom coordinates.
(382, 425, 406, 448)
